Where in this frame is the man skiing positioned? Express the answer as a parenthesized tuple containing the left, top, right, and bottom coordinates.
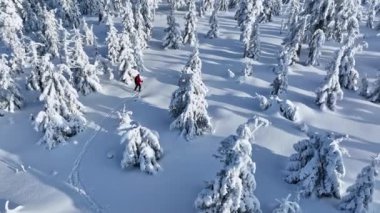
(134, 74, 143, 92)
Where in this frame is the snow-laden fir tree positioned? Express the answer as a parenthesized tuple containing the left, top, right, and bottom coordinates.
(162, 5, 183, 49)
(228, 0, 239, 9)
(0, 0, 23, 46)
(70, 29, 101, 95)
(8, 34, 26, 74)
(131, 31, 146, 73)
(279, 99, 298, 121)
(244, 20, 260, 59)
(140, 0, 154, 41)
(333, 0, 361, 42)
(237, 0, 263, 30)
(21, 0, 43, 33)
(359, 74, 370, 98)
(219, 0, 229, 11)
(367, 0, 378, 29)
(336, 19, 367, 91)
(183, 0, 198, 46)
(133, 1, 148, 49)
(282, 16, 308, 64)
(27, 50, 56, 92)
(368, 74, 380, 103)
(169, 46, 211, 140)
(285, 132, 347, 198)
(122, 0, 135, 33)
(56, 0, 81, 28)
(200, 0, 214, 15)
(78, 0, 101, 15)
(41, 7, 60, 58)
(339, 155, 380, 213)
(118, 30, 136, 84)
(106, 17, 120, 64)
(0, 55, 22, 112)
(81, 19, 95, 46)
(254, 93, 272, 110)
(307, 29, 325, 66)
(33, 61, 86, 149)
(168, 0, 187, 10)
(118, 109, 163, 174)
(271, 48, 291, 96)
(272, 194, 301, 213)
(206, 6, 219, 39)
(315, 48, 344, 110)
(239, 59, 254, 80)
(195, 116, 269, 212)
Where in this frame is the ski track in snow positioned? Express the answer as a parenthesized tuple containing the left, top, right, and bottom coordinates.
(67, 95, 134, 213)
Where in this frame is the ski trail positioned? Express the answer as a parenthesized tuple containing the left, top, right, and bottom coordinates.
(0, 159, 26, 174)
(67, 97, 133, 213)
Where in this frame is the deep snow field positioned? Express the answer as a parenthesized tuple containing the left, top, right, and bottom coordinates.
(0, 4, 379, 213)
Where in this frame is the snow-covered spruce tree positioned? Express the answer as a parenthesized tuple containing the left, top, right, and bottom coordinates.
(106, 17, 120, 64)
(140, 0, 154, 42)
(367, 0, 378, 29)
(41, 7, 60, 58)
(272, 194, 301, 213)
(122, 0, 135, 33)
(133, 1, 148, 49)
(315, 48, 344, 110)
(336, 20, 367, 91)
(21, 0, 43, 33)
(118, 109, 163, 174)
(33, 62, 86, 149)
(0, 0, 23, 46)
(254, 93, 273, 110)
(359, 74, 370, 98)
(195, 116, 269, 212)
(244, 20, 260, 59)
(183, 0, 198, 46)
(307, 29, 325, 66)
(8, 34, 26, 74)
(162, 5, 183, 49)
(279, 99, 298, 121)
(333, 0, 361, 43)
(201, 0, 214, 15)
(27, 50, 56, 92)
(284, 0, 300, 32)
(81, 19, 95, 46)
(285, 132, 347, 198)
(339, 155, 380, 213)
(271, 48, 291, 96)
(206, 6, 219, 39)
(282, 16, 308, 64)
(182, 43, 204, 77)
(131, 31, 146, 73)
(228, 0, 239, 9)
(368, 74, 380, 103)
(78, 0, 101, 15)
(239, 59, 254, 80)
(56, 0, 81, 28)
(118, 30, 136, 84)
(70, 29, 101, 95)
(219, 0, 229, 11)
(169, 49, 211, 140)
(0, 55, 22, 112)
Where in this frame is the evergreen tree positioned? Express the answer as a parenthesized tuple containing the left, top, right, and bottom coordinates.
(21, 0, 43, 33)
(279, 99, 298, 121)
(368, 75, 380, 103)
(195, 116, 269, 213)
(33, 59, 86, 149)
(228, 0, 239, 9)
(333, 0, 361, 42)
(70, 29, 101, 95)
(307, 29, 325, 66)
(81, 19, 95, 46)
(119, 30, 136, 84)
(133, 1, 148, 49)
(78, 0, 101, 15)
(0, 55, 22, 112)
(271, 48, 291, 96)
(285, 132, 347, 198)
(367, 0, 378, 29)
(339, 155, 379, 213)
(169, 46, 211, 140)
(359, 74, 370, 98)
(141, 0, 154, 41)
(272, 194, 301, 213)
(41, 7, 60, 57)
(106, 17, 120, 64)
(206, 7, 219, 39)
(244, 20, 260, 59)
(57, 0, 81, 28)
(200, 0, 214, 15)
(219, 0, 229, 11)
(131, 32, 146, 73)
(183, 0, 198, 46)
(162, 5, 183, 49)
(118, 109, 163, 174)
(0, 0, 23, 46)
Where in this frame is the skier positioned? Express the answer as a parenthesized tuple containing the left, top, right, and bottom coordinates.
(134, 74, 143, 92)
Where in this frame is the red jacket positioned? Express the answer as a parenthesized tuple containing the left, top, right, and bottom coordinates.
(135, 75, 143, 85)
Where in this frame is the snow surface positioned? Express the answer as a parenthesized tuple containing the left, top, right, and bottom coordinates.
(0, 5, 379, 213)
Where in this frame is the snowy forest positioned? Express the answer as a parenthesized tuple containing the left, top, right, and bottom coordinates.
(0, 0, 379, 212)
